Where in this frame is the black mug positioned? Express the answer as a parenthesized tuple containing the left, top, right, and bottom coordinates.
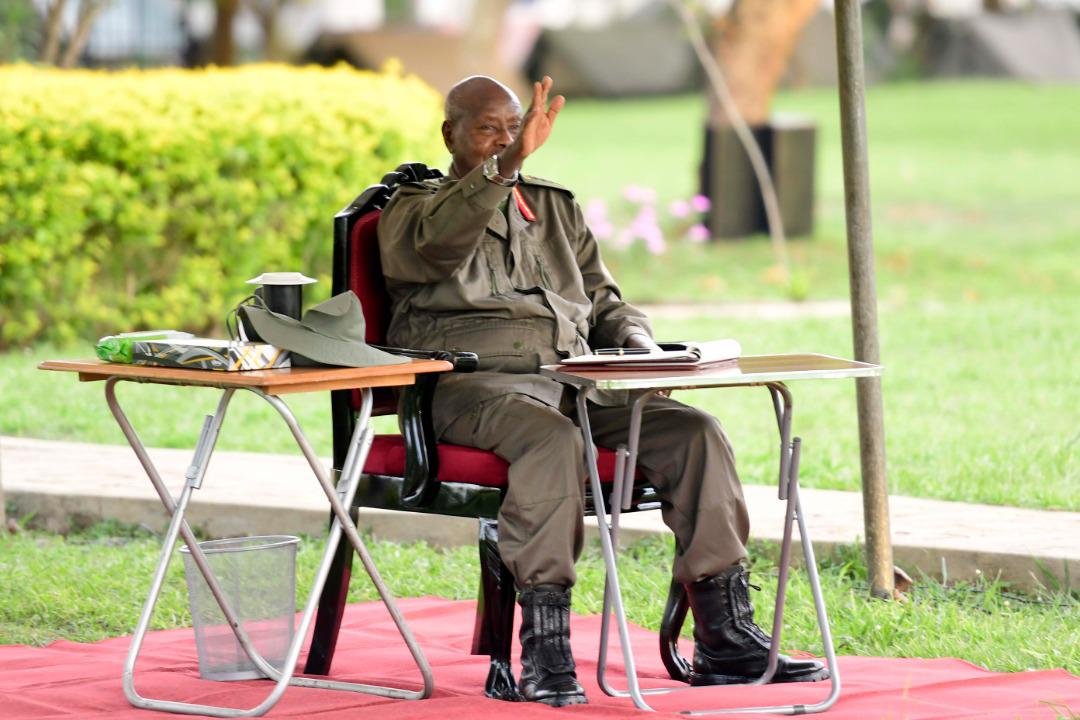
(258, 284, 302, 321)
(239, 272, 315, 343)
(240, 285, 305, 343)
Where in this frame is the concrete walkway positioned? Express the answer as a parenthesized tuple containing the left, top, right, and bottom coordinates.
(3, 435, 1077, 593)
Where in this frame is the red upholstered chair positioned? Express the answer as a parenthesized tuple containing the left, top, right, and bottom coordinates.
(304, 163, 683, 700)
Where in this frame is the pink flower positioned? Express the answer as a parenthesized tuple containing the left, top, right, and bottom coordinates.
(591, 220, 614, 240)
(585, 198, 608, 224)
(686, 224, 710, 243)
(628, 205, 666, 255)
(644, 227, 667, 255)
(690, 194, 711, 213)
(668, 199, 690, 218)
(584, 198, 614, 239)
(630, 204, 657, 229)
(623, 184, 656, 204)
(612, 228, 634, 250)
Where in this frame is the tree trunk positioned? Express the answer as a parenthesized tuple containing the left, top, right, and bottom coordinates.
(59, 0, 109, 68)
(247, 0, 287, 62)
(709, 0, 820, 127)
(211, 0, 240, 66)
(462, 0, 508, 76)
(39, 0, 67, 65)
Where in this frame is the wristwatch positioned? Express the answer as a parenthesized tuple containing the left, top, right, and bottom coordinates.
(482, 155, 519, 187)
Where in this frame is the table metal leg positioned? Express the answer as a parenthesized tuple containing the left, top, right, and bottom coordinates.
(581, 382, 840, 714)
(106, 379, 432, 717)
(597, 389, 658, 700)
(576, 390, 656, 711)
(261, 391, 434, 699)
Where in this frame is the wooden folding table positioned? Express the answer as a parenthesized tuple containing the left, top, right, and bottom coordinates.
(541, 353, 883, 715)
(39, 359, 451, 717)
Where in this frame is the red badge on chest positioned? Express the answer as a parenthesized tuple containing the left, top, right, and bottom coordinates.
(513, 186, 536, 223)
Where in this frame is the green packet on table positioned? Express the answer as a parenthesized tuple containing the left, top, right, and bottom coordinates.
(95, 330, 195, 363)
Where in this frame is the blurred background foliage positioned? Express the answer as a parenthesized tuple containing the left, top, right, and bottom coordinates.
(0, 63, 444, 347)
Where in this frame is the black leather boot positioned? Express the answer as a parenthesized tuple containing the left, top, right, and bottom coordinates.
(517, 584, 588, 707)
(684, 565, 830, 685)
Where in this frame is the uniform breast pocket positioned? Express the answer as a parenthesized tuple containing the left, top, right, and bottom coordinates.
(481, 239, 508, 295)
(525, 238, 556, 290)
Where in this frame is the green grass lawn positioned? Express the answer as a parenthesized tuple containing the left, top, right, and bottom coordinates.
(2, 81, 1078, 511)
(1, 525, 1075, 675)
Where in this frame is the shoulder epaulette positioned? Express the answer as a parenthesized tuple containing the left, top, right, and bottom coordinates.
(520, 174, 575, 198)
(396, 176, 443, 195)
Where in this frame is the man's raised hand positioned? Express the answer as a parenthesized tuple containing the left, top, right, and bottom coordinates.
(500, 76, 565, 176)
(520, 76, 565, 157)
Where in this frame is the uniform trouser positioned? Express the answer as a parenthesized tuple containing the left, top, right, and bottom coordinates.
(440, 392, 749, 589)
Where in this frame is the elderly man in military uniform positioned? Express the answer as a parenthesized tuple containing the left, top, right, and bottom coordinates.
(377, 75, 827, 707)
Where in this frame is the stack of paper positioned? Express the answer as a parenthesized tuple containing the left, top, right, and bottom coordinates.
(560, 339, 741, 370)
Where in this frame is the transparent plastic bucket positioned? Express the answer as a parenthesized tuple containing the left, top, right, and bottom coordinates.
(180, 535, 300, 681)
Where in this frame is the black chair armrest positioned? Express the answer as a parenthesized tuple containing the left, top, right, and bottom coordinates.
(372, 345, 479, 373)
(398, 375, 439, 508)
(386, 347, 478, 508)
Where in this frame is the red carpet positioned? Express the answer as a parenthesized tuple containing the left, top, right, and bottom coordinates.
(2, 598, 1076, 719)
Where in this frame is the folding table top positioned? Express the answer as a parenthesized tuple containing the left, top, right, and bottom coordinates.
(39, 358, 453, 396)
(541, 353, 883, 391)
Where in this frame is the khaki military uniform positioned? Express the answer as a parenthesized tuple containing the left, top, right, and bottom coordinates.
(378, 163, 749, 587)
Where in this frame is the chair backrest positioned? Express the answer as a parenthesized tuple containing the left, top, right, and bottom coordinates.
(347, 209, 390, 345)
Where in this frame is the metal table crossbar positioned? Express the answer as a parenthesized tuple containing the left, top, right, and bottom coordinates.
(39, 359, 451, 717)
(541, 353, 883, 715)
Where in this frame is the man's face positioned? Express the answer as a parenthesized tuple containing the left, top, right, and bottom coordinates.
(444, 94, 522, 176)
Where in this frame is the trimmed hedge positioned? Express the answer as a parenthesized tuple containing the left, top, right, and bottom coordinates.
(0, 63, 445, 348)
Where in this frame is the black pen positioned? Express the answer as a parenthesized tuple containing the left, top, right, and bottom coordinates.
(594, 347, 653, 356)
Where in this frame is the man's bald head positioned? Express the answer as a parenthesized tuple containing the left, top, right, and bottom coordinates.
(441, 75, 526, 177)
(444, 76, 521, 128)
